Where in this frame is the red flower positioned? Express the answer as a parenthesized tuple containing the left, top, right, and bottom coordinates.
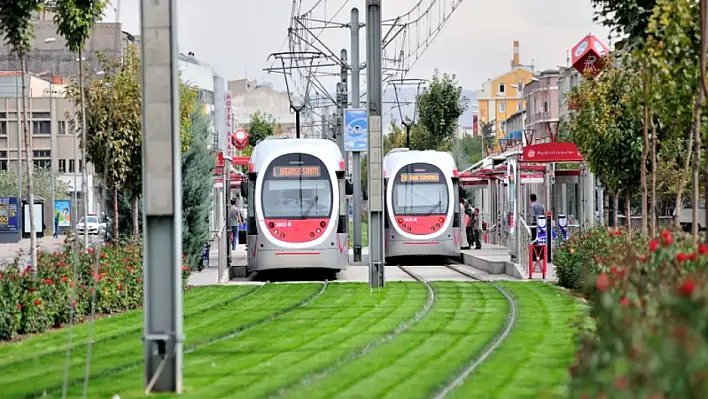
(680, 277, 696, 296)
(689, 252, 698, 261)
(29, 287, 36, 293)
(699, 244, 708, 255)
(62, 276, 68, 282)
(676, 253, 687, 262)
(57, 261, 66, 267)
(596, 273, 610, 291)
(620, 297, 629, 307)
(16, 304, 22, 310)
(661, 230, 673, 246)
(614, 230, 622, 236)
(136, 277, 141, 283)
(649, 239, 659, 252)
(614, 375, 627, 389)
(34, 299, 41, 306)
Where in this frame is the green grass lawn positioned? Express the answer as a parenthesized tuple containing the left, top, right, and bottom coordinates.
(3, 281, 582, 399)
(349, 221, 368, 247)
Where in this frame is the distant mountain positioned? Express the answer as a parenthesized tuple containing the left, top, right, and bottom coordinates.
(382, 87, 477, 130)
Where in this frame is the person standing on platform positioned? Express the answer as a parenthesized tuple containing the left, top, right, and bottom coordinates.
(460, 198, 470, 249)
(528, 193, 546, 242)
(229, 199, 243, 250)
(53, 212, 59, 238)
(472, 208, 482, 249)
(464, 200, 474, 246)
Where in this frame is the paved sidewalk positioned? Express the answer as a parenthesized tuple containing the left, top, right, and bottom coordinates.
(187, 245, 247, 286)
(0, 236, 68, 265)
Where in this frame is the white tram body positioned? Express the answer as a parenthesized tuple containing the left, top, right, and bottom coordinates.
(243, 137, 350, 272)
(383, 149, 462, 258)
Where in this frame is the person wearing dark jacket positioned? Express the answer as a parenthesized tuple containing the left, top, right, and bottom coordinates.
(464, 200, 473, 246)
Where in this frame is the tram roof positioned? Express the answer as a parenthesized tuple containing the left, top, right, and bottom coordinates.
(249, 137, 344, 172)
(383, 149, 457, 172)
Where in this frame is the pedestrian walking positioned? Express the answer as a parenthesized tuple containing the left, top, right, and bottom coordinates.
(229, 199, 243, 250)
(460, 198, 470, 249)
(53, 212, 59, 238)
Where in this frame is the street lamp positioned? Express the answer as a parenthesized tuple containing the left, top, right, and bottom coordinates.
(291, 96, 305, 139)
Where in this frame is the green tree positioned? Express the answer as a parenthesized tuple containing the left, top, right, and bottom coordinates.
(415, 70, 469, 150)
(67, 45, 197, 237)
(182, 105, 216, 270)
(0, 0, 44, 267)
(0, 169, 71, 201)
(567, 56, 644, 229)
(590, 0, 659, 46)
(247, 111, 276, 146)
(452, 135, 485, 170)
(384, 120, 405, 154)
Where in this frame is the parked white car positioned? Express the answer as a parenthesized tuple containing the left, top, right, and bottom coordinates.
(76, 215, 106, 236)
(674, 200, 706, 232)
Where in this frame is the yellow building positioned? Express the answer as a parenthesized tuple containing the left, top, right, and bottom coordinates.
(475, 41, 534, 139)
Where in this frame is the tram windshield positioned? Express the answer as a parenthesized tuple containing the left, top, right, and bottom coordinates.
(392, 163, 449, 215)
(261, 153, 333, 219)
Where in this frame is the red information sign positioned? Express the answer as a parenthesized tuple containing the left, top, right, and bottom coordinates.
(232, 128, 250, 150)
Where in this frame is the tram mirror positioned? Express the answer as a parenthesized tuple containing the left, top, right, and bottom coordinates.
(240, 182, 248, 197)
(558, 214, 568, 228)
(345, 180, 354, 196)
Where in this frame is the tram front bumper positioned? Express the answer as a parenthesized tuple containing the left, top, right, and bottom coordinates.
(250, 247, 347, 271)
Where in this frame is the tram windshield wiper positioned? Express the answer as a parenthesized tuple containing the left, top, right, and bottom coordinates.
(425, 200, 442, 215)
(301, 195, 319, 219)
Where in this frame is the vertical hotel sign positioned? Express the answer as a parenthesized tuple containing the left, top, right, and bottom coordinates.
(225, 91, 233, 158)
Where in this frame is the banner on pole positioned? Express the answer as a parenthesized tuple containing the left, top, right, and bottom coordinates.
(344, 109, 368, 152)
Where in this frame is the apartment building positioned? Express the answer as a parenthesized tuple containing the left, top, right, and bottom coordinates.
(557, 66, 583, 119)
(500, 110, 525, 144)
(475, 41, 534, 138)
(523, 69, 561, 142)
(0, 72, 97, 212)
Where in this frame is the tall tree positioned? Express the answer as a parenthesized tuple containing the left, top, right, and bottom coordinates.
(0, 0, 44, 267)
(0, 169, 71, 201)
(53, 0, 109, 249)
(384, 120, 405, 154)
(416, 70, 469, 150)
(590, 0, 659, 46)
(182, 105, 215, 270)
(247, 111, 275, 146)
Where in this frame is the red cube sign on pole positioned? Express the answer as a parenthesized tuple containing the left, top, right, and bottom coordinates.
(232, 128, 250, 150)
(571, 34, 609, 76)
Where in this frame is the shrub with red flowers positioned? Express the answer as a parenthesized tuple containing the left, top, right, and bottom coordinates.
(0, 240, 191, 340)
(554, 226, 649, 298)
(569, 229, 708, 398)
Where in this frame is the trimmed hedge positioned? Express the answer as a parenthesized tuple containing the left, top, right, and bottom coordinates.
(0, 240, 191, 340)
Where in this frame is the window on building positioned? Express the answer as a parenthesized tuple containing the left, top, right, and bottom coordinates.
(78, 159, 83, 172)
(58, 121, 67, 134)
(0, 160, 6, 171)
(58, 159, 66, 173)
(517, 82, 524, 94)
(0, 151, 6, 158)
(33, 150, 50, 158)
(498, 83, 505, 94)
(499, 102, 506, 113)
(543, 101, 549, 113)
(32, 120, 51, 134)
(69, 159, 75, 173)
(0, 122, 6, 135)
(33, 159, 50, 169)
(517, 102, 523, 112)
(0, 112, 7, 119)
(32, 112, 50, 119)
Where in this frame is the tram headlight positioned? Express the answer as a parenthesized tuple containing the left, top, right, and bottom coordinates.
(274, 229, 278, 235)
(268, 222, 275, 229)
(438, 217, 444, 223)
(397, 218, 403, 224)
(316, 228, 321, 233)
(320, 221, 326, 228)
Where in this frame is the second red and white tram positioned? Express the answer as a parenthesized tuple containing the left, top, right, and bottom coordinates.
(242, 137, 351, 273)
(383, 149, 462, 259)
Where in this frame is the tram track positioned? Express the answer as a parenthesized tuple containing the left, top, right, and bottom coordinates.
(18, 282, 328, 399)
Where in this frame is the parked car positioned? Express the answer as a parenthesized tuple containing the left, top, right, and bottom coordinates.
(76, 214, 105, 236)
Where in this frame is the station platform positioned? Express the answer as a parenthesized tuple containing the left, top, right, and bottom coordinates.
(460, 244, 557, 281)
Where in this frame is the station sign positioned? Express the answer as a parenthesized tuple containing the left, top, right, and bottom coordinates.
(272, 166, 321, 178)
(399, 173, 440, 182)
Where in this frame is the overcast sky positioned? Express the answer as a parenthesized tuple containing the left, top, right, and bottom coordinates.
(105, 0, 610, 92)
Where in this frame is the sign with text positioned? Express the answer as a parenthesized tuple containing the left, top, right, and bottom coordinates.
(272, 166, 322, 178)
(225, 91, 233, 156)
(399, 173, 440, 182)
(0, 197, 19, 232)
(521, 142, 583, 163)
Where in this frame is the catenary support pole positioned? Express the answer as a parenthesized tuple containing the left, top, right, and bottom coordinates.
(15, 73, 21, 200)
(350, 7, 363, 262)
(366, 0, 384, 288)
(140, 0, 183, 393)
(49, 71, 55, 238)
(336, 82, 344, 152)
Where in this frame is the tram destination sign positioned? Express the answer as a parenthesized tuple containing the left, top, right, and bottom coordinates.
(273, 166, 322, 178)
(400, 172, 440, 182)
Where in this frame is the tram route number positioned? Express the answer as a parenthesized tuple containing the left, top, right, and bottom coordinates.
(400, 173, 439, 182)
(273, 221, 292, 228)
(273, 166, 321, 178)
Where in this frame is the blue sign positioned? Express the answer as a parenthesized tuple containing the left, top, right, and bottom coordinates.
(344, 109, 368, 152)
(0, 197, 19, 233)
(201, 243, 210, 261)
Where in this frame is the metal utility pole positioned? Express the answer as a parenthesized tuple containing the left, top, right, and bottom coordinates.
(366, 0, 384, 288)
(140, 0, 183, 393)
(49, 70, 55, 238)
(340, 49, 348, 160)
(350, 8, 363, 262)
(15, 72, 21, 200)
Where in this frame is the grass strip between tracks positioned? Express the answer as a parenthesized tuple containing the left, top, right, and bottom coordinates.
(0, 285, 262, 367)
(447, 282, 583, 399)
(279, 282, 509, 399)
(3, 284, 322, 399)
(59, 282, 428, 399)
